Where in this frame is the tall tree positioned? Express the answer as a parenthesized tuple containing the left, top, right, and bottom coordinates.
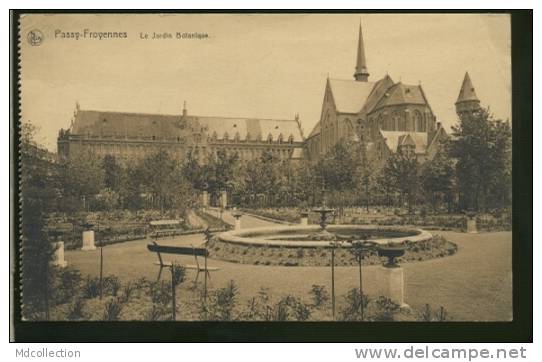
(320, 143, 358, 192)
(58, 150, 104, 211)
(421, 142, 455, 212)
(203, 149, 239, 195)
(20, 121, 57, 319)
(103, 154, 124, 192)
(138, 149, 196, 211)
(381, 149, 419, 212)
(449, 108, 512, 211)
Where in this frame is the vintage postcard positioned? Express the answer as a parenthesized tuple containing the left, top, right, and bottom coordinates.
(14, 12, 516, 331)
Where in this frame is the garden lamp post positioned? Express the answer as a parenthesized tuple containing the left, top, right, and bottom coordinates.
(348, 238, 378, 321)
(329, 240, 341, 320)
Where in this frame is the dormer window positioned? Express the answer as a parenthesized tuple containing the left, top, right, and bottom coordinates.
(288, 135, 294, 144)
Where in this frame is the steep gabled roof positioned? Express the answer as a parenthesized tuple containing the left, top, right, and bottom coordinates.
(361, 74, 395, 115)
(328, 78, 376, 114)
(71, 109, 304, 142)
(380, 130, 428, 154)
(373, 83, 427, 110)
(398, 133, 416, 148)
(307, 122, 321, 138)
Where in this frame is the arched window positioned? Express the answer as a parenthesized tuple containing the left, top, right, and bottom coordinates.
(414, 110, 424, 132)
(267, 133, 273, 143)
(377, 114, 384, 131)
(223, 132, 229, 141)
(395, 112, 406, 131)
(278, 133, 284, 144)
(234, 132, 240, 142)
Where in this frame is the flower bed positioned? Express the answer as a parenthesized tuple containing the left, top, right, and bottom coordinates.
(206, 234, 457, 267)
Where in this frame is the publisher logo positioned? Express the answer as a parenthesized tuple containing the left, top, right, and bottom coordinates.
(27, 29, 44, 46)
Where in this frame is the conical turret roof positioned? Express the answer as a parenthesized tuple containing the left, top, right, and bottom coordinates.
(456, 72, 480, 104)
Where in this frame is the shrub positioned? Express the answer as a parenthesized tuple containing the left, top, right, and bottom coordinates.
(419, 303, 432, 322)
(103, 275, 122, 296)
(309, 284, 329, 308)
(82, 277, 101, 299)
(67, 298, 86, 320)
(417, 304, 448, 321)
(145, 304, 170, 321)
(150, 280, 172, 307)
(103, 299, 123, 321)
(373, 296, 400, 321)
(120, 282, 135, 304)
(339, 288, 370, 321)
(272, 295, 311, 321)
(204, 280, 238, 321)
(55, 268, 83, 304)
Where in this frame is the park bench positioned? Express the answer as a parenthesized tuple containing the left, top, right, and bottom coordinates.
(148, 219, 184, 238)
(147, 241, 219, 283)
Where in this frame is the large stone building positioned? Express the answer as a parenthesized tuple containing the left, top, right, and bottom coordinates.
(305, 25, 447, 163)
(57, 102, 305, 164)
(58, 25, 482, 168)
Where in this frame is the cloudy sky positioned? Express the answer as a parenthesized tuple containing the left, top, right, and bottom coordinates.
(20, 13, 511, 151)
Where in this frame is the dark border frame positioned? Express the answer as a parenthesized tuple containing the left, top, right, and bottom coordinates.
(10, 9, 533, 342)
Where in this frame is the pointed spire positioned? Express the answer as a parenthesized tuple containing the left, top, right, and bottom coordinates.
(353, 22, 370, 82)
(456, 72, 480, 104)
(182, 100, 187, 117)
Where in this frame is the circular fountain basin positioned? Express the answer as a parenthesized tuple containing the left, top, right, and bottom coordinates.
(218, 224, 432, 248)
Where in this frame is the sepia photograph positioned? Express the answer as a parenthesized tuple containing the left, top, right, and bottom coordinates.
(12, 11, 522, 338)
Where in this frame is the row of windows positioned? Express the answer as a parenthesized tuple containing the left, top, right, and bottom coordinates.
(80, 132, 295, 144)
(210, 132, 295, 144)
(77, 142, 294, 161)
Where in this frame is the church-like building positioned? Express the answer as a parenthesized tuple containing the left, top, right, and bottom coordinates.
(58, 24, 483, 168)
(305, 25, 448, 163)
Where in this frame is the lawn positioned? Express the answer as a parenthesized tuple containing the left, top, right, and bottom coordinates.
(64, 227, 512, 321)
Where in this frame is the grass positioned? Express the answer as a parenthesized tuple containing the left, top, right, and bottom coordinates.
(64, 211, 512, 321)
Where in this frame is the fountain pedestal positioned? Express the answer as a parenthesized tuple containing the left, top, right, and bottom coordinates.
(467, 218, 478, 233)
(232, 212, 243, 230)
(52, 241, 67, 267)
(202, 191, 209, 207)
(82, 230, 96, 251)
(299, 211, 309, 226)
(377, 265, 405, 306)
(377, 245, 407, 306)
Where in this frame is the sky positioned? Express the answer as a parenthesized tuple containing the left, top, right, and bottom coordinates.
(19, 13, 511, 151)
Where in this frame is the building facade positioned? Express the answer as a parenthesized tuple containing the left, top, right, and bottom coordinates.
(57, 103, 305, 164)
(58, 25, 483, 168)
(305, 25, 448, 163)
